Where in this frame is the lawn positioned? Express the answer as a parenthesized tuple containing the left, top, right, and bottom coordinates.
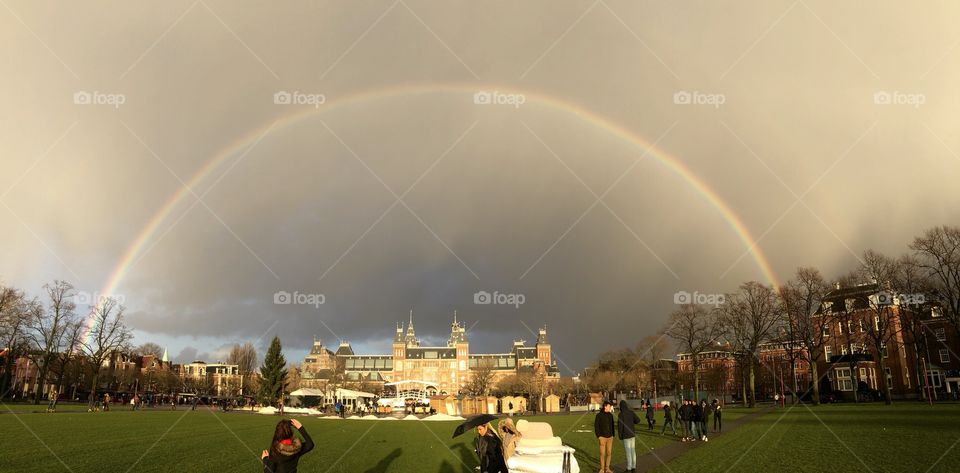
(0, 405, 695, 472)
(649, 403, 960, 473)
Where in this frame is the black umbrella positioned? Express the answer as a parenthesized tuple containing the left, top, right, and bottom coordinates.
(452, 414, 498, 438)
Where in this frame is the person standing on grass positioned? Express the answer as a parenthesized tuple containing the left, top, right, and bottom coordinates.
(699, 400, 710, 442)
(262, 418, 314, 473)
(677, 400, 687, 441)
(713, 399, 722, 432)
(595, 401, 615, 473)
(475, 422, 507, 473)
(46, 391, 58, 413)
(278, 396, 284, 417)
(688, 400, 700, 442)
(645, 400, 655, 431)
(661, 402, 676, 436)
(617, 400, 640, 473)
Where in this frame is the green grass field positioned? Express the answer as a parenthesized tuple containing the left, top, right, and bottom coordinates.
(2, 403, 949, 472)
(0, 406, 695, 473)
(649, 403, 960, 473)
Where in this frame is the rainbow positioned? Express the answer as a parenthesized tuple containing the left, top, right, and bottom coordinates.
(84, 83, 779, 341)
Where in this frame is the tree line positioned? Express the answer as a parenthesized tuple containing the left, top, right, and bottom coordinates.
(585, 225, 960, 407)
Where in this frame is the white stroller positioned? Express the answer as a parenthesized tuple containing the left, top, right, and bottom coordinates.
(506, 419, 580, 473)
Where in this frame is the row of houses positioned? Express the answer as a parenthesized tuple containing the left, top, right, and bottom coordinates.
(4, 348, 246, 400)
(676, 282, 960, 400)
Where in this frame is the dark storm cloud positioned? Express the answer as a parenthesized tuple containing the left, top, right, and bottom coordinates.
(3, 1, 960, 372)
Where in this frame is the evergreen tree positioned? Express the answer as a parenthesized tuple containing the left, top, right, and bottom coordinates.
(258, 336, 287, 405)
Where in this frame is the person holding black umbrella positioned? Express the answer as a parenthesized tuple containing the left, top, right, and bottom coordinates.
(475, 422, 507, 473)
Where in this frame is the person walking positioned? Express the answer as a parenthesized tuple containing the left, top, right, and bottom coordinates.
(595, 401, 615, 473)
(103, 393, 111, 412)
(261, 418, 314, 473)
(46, 391, 58, 413)
(617, 400, 640, 473)
(278, 397, 285, 417)
(660, 402, 676, 436)
(713, 399, 722, 432)
(645, 400, 655, 431)
(474, 421, 507, 473)
(699, 400, 710, 442)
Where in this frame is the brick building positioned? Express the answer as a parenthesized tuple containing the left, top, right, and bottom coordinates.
(299, 312, 559, 395)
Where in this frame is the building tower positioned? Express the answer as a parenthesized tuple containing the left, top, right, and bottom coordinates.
(448, 311, 470, 392)
(404, 310, 420, 347)
(536, 325, 551, 366)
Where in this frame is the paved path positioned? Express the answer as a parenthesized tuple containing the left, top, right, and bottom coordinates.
(609, 407, 773, 473)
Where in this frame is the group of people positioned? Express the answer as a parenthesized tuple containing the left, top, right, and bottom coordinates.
(473, 418, 522, 473)
(594, 398, 724, 472)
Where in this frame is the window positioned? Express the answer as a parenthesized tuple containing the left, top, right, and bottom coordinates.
(859, 368, 867, 381)
(932, 307, 943, 318)
(881, 343, 888, 358)
(885, 367, 893, 390)
(935, 328, 946, 342)
(859, 320, 865, 333)
(835, 368, 853, 391)
(940, 349, 950, 364)
(838, 321, 843, 335)
(874, 316, 880, 331)
(825, 346, 833, 359)
(841, 346, 848, 356)
(822, 325, 830, 337)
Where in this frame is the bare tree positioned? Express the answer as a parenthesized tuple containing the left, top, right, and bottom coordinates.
(50, 318, 83, 396)
(664, 304, 723, 400)
(896, 255, 936, 399)
(226, 342, 258, 395)
(858, 250, 901, 405)
(779, 267, 831, 405)
(721, 281, 782, 407)
(911, 226, 960, 332)
(0, 285, 32, 398)
(135, 342, 164, 359)
(25, 281, 78, 404)
(466, 358, 496, 395)
(80, 297, 132, 407)
(636, 335, 671, 399)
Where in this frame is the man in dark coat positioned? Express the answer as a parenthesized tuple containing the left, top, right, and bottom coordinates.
(475, 423, 507, 473)
(617, 400, 640, 472)
(595, 401, 615, 473)
(690, 400, 702, 441)
(660, 402, 676, 436)
(699, 400, 710, 441)
(678, 400, 690, 441)
(645, 401, 655, 430)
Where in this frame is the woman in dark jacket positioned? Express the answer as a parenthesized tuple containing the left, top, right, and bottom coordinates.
(262, 418, 314, 473)
(475, 422, 507, 473)
(699, 400, 710, 441)
(617, 400, 640, 472)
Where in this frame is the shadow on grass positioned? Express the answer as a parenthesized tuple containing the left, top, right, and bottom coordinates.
(362, 448, 401, 473)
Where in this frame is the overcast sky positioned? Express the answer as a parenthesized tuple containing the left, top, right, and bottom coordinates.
(2, 1, 959, 373)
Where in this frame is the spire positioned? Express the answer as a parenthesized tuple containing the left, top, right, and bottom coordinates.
(404, 309, 419, 347)
(161, 347, 169, 363)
